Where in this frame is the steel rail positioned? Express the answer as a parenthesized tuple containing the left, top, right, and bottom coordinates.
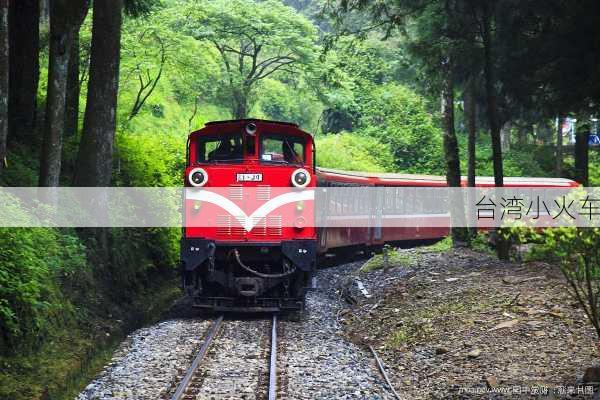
(369, 344, 402, 400)
(268, 314, 278, 400)
(170, 315, 224, 400)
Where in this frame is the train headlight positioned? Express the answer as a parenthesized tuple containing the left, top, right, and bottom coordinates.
(245, 122, 257, 135)
(291, 168, 310, 188)
(188, 167, 208, 187)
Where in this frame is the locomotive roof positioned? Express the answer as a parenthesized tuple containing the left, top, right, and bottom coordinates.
(204, 118, 299, 127)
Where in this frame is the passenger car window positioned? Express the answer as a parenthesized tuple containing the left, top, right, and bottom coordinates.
(197, 133, 243, 163)
(260, 134, 305, 164)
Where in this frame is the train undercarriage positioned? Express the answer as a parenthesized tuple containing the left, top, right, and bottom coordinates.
(181, 239, 316, 312)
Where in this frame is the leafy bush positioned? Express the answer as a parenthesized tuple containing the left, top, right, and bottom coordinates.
(0, 227, 87, 351)
(497, 226, 600, 338)
(589, 152, 600, 186)
(315, 133, 395, 172)
(116, 133, 185, 187)
(543, 228, 600, 338)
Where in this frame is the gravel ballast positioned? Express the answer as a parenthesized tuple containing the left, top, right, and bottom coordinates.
(76, 263, 394, 399)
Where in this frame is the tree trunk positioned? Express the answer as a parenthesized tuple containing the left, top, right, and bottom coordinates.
(575, 118, 589, 186)
(481, 2, 503, 188)
(464, 79, 476, 188)
(233, 90, 248, 119)
(441, 55, 466, 246)
(39, 0, 88, 187)
(73, 0, 123, 187)
(556, 115, 564, 176)
(500, 121, 511, 152)
(0, 0, 8, 174)
(65, 28, 82, 137)
(8, 0, 38, 139)
(481, 1, 509, 260)
(464, 78, 477, 238)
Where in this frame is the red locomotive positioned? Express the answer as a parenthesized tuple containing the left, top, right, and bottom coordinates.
(181, 120, 317, 311)
(181, 119, 579, 312)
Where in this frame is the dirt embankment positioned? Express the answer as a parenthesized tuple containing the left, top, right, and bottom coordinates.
(340, 247, 599, 399)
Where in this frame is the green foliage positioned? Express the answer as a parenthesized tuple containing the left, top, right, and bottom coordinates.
(108, 228, 179, 293)
(315, 133, 394, 172)
(119, 13, 224, 120)
(459, 134, 552, 178)
(0, 227, 87, 351)
(358, 83, 445, 174)
(254, 78, 322, 128)
(172, 0, 319, 116)
(490, 225, 600, 337)
(589, 152, 600, 186)
(0, 145, 39, 186)
(420, 237, 453, 253)
(542, 228, 600, 337)
(471, 232, 495, 255)
(116, 133, 184, 186)
(124, 0, 163, 17)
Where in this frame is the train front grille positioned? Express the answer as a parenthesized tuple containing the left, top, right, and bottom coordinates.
(215, 215, 282, 237)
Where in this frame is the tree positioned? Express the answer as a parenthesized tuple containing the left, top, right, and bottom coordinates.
(0, 0, 7, 174)
(39, 0, 89, 187)
(121, 26, 168, 121)
(574, 118, 589, 186)
(64, 27, 82, 137)
(359, 83, 444, 174)
(555, 114, 563, 176)
(441, 54, 466, 245)
(462, 0, 504, 187)
(176, 0, 318, 119)
(464, 78, 477, 188)
(73, 0, 123, 187)
(8, 0, 38, 139)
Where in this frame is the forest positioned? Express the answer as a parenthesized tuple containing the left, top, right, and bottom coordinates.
(0, 0, 599, 398)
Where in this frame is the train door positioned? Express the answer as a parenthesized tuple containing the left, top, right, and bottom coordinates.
(372, 186, 383, 242)
(318, 187, 329, 251)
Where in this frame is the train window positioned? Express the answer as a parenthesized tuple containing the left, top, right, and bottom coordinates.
(260, 134, 305, 164)
(197, 133, 243, 163)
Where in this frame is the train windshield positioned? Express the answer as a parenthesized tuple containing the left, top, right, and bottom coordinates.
(260, 134, 305, 165)
(197, 133, 243, 163)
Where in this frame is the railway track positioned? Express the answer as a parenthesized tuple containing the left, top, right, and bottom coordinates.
(169, 315, 281, 400)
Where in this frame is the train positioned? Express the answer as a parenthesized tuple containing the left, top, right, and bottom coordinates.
(180, 119, 578, 312)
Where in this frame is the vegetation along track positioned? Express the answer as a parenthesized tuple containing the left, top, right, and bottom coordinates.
(168, 314, 282, 400)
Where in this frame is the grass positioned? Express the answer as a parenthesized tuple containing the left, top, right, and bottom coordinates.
(361, 237, 457, 273)
(360, 248, 421, 272)
(389, 328, 409, 347)
(418, 237, 453, 253)
(471, 232, 495, 255)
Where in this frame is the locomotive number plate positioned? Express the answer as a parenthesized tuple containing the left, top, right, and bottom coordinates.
(236, 173, 263, 182)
